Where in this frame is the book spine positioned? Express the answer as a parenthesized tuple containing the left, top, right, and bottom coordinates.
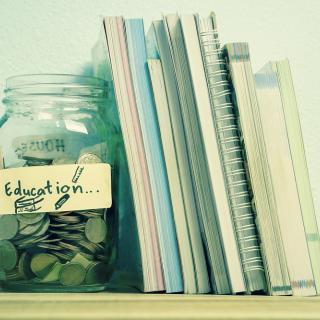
(197, 15, 267, 292)
(125, 19, 183, 293)
(225, 42, 292, 295)
(104, 17, 164, 292)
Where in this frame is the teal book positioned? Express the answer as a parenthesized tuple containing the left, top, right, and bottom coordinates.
(124, 18, 183, 293)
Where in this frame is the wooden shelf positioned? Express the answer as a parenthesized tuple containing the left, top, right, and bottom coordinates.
(0, 293, 319, 319)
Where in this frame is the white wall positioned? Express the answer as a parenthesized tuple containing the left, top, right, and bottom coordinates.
(0, 0, 320, 213)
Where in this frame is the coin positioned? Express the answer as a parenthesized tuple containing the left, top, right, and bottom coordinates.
(16, 234, 50, 248)
(0, 240, 18, 271)
(31, 217, 50, 237)
(24, 157, 52, 166)
(48, 229, 70, 236)
(18, 252, 35, 280)
(52, 215, 82, 224)
(78, 209, 104, 217)
(49, 223, 68, 228)
(63, 223, 86, 231)
(17, 212, 46, 225)
(0, 215, 19, 240)
(37, 243, 63, 251)
(74, 251, 94, 261)
(59, 263, 86, 286)
(52, 158, 75, 165)
(49, 211, 73, 217)
(85, 218, 107, 244)
(77, 153, 102, 164)
(71, 253, 91, 269)
(78, 239, 100, 254)
(30, 253, 59, 278)
(85, 262, 109, 284)
(40, 237, 62, 243)
(58, 241, 80, 252)
(52, 251, 72, 262)
(19, 219, 44, 236)
(77, 211, 103, 218)
(38, 262, 63, 283)
(58, 233, 84, 241)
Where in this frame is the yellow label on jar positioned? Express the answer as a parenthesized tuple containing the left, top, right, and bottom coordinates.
(0, 164, 112, 214)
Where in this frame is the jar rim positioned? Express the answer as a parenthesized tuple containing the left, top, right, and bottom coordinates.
(3, 74, 112, 109)
(5, 74, 108, 89)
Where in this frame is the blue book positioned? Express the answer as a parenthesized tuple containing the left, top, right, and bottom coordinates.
(124, 18, 183, 293)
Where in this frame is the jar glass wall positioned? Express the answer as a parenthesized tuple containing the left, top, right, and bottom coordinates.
(0, 74, 118, 292)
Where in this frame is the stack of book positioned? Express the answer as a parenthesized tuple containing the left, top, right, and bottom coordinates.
(92, 12, 319, 296)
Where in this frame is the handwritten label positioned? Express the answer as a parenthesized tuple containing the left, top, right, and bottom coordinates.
(0, 164, 112, 214)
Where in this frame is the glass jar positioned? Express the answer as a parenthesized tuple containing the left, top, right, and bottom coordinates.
(0, 74, 118, 292)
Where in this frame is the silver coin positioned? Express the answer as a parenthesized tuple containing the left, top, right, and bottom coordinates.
(51, 215, 82, 224)
(17, 212, 46, 225)
(51, 251, 71, 262)
(31, 217, 50, 237)
(37, 243, 63, 251)
(15, 234, 50, 248)
(52, 158, 75, 165)
(77, 153, 102, 164)
(40, 238, 62, 243)
(49, 223, 68, 228)
(77, 239, 99, 254)
(24, 157, 53, 166)
(59, 233, 84, 241)
(49, 211, 73, 217)
(58, 241, 80, 252)
(19, 219, 44, 236)
(77, 210, 103, 218)
(63, 223, 86, 231)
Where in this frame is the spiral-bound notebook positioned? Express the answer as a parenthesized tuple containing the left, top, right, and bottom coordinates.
(195, 14, 267, 293)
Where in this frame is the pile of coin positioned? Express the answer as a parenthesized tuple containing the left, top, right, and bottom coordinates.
(0, 152, 116, 287)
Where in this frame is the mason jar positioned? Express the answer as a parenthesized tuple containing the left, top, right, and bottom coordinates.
(0, 74, 118, 292)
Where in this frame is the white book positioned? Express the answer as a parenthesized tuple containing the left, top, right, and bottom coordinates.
(226, 42, 316, 296)
(256, 60, 320, 295)
(147, 59, 210, 294)
(159, 13, 231, 294)
(180, 14, 246, 294)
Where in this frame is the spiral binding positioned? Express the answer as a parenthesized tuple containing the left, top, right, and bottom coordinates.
(198, 22, 265, 282)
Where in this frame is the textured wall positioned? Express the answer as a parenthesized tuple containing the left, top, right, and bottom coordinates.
(0, 0, 319, 214)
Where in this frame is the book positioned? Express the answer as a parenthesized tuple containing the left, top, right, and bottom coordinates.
(225, 42, 316, 296)
(123, 18, 183, 293)
(255, 59, 320, 294)
(148, 13, 251, 294)
(147, 58, 210, 294)
(179, 14, 248, 294)
(92, 12, 319, 297)
(101, 16, 164, 292)
(195, 13, 267, 293)
(147, 17, 227, 294)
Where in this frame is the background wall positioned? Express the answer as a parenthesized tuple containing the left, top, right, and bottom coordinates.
(0, 0, 320, 214)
